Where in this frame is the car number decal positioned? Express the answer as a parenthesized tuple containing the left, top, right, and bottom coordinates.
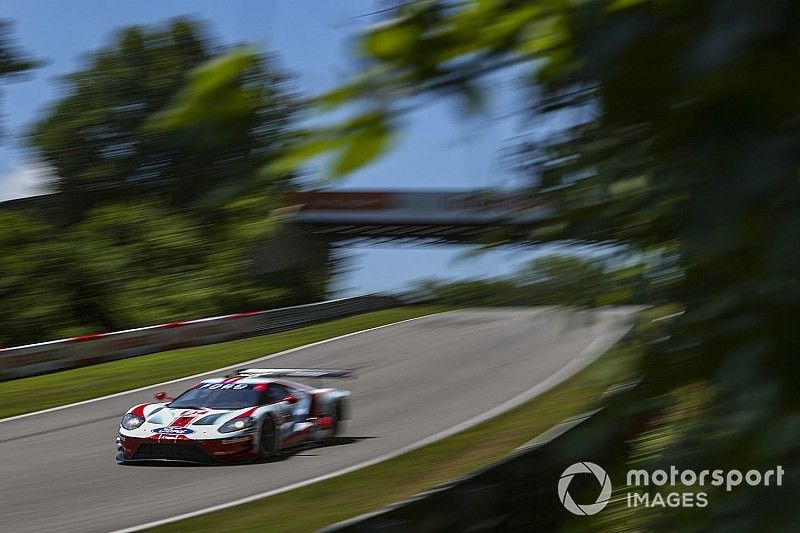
(198, 383, 249, 390)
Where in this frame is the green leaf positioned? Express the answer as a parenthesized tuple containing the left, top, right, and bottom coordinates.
(608, 0, 649, 12)
(363, 21, 419, 61)
(331, 122, 393, 177)
(316, 82, 362, 111)
(608, 175, 649, 197)
(187, 46, 259, 98)
(266, 136, 346, 175)
(519, 15, 568, 56)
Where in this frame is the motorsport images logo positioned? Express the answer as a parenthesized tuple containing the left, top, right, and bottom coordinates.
(558, 462, 785, 515)
(558, 462, 612, 515)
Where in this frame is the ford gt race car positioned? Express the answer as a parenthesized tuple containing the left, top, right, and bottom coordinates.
(116, 368, 353, 464)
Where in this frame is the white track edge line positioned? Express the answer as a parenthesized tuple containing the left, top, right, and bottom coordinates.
(110, 318, 633, 533)
(0, 311, 451, 424)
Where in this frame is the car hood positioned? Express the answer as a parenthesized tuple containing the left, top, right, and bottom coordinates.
(147, 406, 237, 425)
(121, 404, 257, 439)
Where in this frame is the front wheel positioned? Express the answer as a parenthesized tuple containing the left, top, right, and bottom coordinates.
(259, 415, 279, 458)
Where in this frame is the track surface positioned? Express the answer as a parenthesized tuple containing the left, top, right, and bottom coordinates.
(0, 308, 635, 533)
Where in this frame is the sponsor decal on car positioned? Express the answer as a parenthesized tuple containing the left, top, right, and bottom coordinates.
(152, 427, 195, 435)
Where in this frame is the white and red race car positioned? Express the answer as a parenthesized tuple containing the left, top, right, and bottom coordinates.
(116, 368, 353, 464)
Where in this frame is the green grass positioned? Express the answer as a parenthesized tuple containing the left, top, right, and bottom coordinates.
(154, 323, 642, 533)
(0, 306, 449, 419)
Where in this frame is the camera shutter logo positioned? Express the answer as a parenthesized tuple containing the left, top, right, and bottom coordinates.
(558, 462, 612, 515)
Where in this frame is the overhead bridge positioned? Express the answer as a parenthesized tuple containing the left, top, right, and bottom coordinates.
(0, 189, 548, 245)
(289, 190, 551, 244)
(0, 190, 551, 276)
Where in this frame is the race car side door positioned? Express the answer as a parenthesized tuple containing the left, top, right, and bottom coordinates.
(265, 383, 296, 440)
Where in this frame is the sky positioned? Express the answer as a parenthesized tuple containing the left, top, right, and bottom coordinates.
(0, 0, 552, 295)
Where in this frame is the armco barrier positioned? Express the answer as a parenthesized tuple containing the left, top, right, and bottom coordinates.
(323, 383, 642, 533)
(0, 295, 400, 381)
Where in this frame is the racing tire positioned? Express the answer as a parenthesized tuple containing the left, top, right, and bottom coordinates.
(326, 402, 341, 443)
(259, 415, 280, 459)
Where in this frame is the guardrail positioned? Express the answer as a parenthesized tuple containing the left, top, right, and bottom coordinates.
(0, 295, 400, 381)
(323, 382, 642, 532)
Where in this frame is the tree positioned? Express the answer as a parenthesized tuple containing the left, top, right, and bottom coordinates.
(408, 253, 648, 307)
(0, 19, 39, 135)
(0, 18, 329, 345)
(173, 0, 800, 527)
(0, 198, 293, 346)
(67, 200, 290, 332)
(0, 211, 81, 346)
(30, 18, 297, 220)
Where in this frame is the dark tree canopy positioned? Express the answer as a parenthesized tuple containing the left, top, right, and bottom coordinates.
(0, 19, 39, 135)
(0, 19, 37, 79)
(30, 19, 297, 220)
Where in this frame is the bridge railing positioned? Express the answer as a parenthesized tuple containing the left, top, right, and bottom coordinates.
(0, 295, 400, 382)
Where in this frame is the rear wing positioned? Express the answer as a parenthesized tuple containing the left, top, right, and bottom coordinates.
(231, 368, 357, 379)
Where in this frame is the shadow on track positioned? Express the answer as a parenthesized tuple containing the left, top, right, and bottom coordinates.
(119, 436, 378, 467)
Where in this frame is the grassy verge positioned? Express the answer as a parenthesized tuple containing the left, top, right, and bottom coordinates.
(0, 306, 449, 419)
(154, 317, 644, 533)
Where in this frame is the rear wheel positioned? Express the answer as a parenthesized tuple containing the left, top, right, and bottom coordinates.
(259, 415, 279, 458)
(326, 402, 341, 443)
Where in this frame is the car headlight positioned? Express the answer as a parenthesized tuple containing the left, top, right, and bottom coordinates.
(219, 417, 256, 433)
(121, 413, 145, 430)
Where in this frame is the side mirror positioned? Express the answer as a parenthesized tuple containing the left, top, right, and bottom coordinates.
(154, 391, 173, 401)
(284, 395, 299, 405)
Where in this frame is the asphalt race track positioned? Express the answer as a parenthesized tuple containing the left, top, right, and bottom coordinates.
(0, 308, 637, 533)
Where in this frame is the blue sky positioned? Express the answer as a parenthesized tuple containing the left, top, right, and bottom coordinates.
(0, 0, 550, 295)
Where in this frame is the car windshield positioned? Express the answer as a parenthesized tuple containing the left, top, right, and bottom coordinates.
(168, 384, 262, 410)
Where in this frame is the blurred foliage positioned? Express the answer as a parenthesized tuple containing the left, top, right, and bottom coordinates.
(0, 198, 312, 345)
(30, 18, 296, 218)
(0, 18, 40, 135)
(0, 19, 330, 346)
(0, 211, 81, 342)
(408, 253, 650, 307)
(168, 0, 800, 527)
(0, 21, 36, 75)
